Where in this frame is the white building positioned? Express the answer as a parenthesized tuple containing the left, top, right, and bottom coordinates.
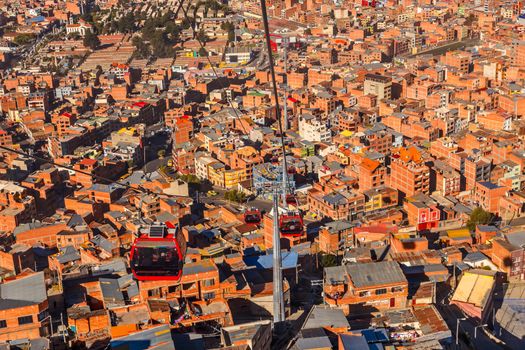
(298, 114, 331, 143)
(225, 46, 254, 64)
(66, 22, 92, 37)
(194, 154, 217, 180)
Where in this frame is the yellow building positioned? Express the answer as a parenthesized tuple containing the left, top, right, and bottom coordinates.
(224, 168, 246, 189)
(364, 191, 383, 212)
(208, 161, 226, 187)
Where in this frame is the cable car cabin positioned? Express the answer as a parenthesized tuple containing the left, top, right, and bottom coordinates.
(130, 222, 186, 281)
(286, 194, 297, 206)
(279, 212, 304, 237)
(244, 208, 261, 224)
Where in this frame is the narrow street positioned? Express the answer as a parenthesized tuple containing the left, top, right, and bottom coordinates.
(436, 300, 503, 350)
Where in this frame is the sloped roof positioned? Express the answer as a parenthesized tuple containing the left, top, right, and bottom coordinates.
(360, 157, 380, 172)
(452, 270, 496, 308)
(244, 251, 298, 270)
(0, 272, 47, 309)
(345, 261, 407, 288)
(111, 324, 175, 350)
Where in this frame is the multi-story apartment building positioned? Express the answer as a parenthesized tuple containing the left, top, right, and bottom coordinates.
(474, 182, 508, 214)
(318, 220, 354, 254)
(404, 194, 441, 231)
(0, 272, 49, 342)
(298, 114, 331, 143)
(364, 74, 392, 100)
(390, 147, 430, 198)
(490, 238, 524, 280)
(359, 158, 387, 192)
(431, 160, 461, 195)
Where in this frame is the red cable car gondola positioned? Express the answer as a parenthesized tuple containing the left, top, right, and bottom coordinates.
(130, 222, 186, 281)
(244, 207, 262, 224)
(286, 194, 297, 206)
(279, 211, 304, 237)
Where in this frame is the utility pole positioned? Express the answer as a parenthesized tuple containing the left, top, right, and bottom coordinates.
(456, 317, 466, 348)
(60, 313, 66, 343)
(272, 189, 285, 330)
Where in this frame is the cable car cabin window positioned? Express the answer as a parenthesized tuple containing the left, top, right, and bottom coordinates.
(280, 216, 303, 235)
(131, 242, 180, 276)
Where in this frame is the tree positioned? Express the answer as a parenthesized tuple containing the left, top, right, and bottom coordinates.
(83, 31, 100, 50)
(228, 29, 235, 42)
(210, 0, 221, 17)
(196, 29, 209, 44)
(68, 32, 81, 41)
(467, 207, 493, 231)
(224, 190, 246, 203)
(14, 33, 35, 46)
(221, 22, 236, 42)
(320, 254, 337, 268)
(132, 36, 151, 59)
(117, 12, 135, 33)
(150, 31, 175, 58)
(177, 174, 201, 185)
(198, 47, 208, 57)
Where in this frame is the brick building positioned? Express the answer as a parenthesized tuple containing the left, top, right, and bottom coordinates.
(0, 272, 49, 342)
(390, 147, 430, 198)
(324, 261, 408, 315)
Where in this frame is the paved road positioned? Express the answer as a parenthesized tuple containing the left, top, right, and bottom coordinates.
(143, 156, 168, 175)
(197, 188, 274, 213)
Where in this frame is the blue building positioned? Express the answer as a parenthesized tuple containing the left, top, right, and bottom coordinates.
(252, 162, 295, 199)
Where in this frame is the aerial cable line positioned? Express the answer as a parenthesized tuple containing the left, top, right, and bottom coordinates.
(258, 0, 292, 198)
(178, 0, 249, 136)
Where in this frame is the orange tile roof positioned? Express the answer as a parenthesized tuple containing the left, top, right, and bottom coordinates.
(361, 157, 380, 172)
(395, 146, 423, 164)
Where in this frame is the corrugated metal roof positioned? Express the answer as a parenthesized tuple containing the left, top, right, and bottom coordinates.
(345, 261, 406, 288)
(0, 272, 46, 304)
(182, 260, 217, 276)
(111, 325, 175, 350)
(244, 251, 298, 270)
(302, 305, 350, 330)
(452, 270, 495, 307)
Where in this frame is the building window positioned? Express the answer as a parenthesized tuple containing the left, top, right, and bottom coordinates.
(18, 316, 33, 325)
(0, 320, 6, 328)
(202, 279, 215, 287)
(148, 288, 161, 297)
(375, 288, 387, 295)
(203, 292, 215, 300)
